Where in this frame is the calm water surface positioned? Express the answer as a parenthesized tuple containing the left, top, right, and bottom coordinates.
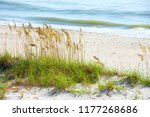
(0, 0, 150, 34)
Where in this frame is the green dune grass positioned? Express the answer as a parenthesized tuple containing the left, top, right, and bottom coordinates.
(0, 52, 149, 99)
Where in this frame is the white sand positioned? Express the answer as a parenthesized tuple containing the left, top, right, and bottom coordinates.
(68, 30, 150, 73)
(4, 85, 150, 100)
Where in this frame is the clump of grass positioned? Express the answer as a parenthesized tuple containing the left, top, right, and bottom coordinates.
(0, 54, 103, 89)
(140, 78, 150, 87)
(69, 88, 91, 95)
(0, 51, 13, 70)
(0, 85, 6, 99)
(104, 68, 150, 87)
(118, 70, 150, 87)
(98, 81, 125, 92)
(55, 75, 74, 90)
(104, 68, 121, 76)
(124, 71, 142, 87)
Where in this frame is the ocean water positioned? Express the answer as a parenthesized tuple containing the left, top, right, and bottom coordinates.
(0, 0, 150, 37)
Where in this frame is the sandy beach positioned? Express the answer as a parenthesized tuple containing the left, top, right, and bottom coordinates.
(0, 25, 150, 100)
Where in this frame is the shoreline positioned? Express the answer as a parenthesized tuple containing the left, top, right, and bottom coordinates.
(1, 21, 150, 38)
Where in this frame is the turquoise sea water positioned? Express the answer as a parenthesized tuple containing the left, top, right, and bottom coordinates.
(0, 0, 150, 28)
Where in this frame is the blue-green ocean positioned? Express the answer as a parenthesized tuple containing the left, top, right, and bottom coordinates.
(0, 0, 150, 37)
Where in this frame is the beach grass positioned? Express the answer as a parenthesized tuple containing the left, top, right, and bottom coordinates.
(0, 85, 6, 99)
(0, 52, 149, 89)
(0, 52, 103, 89)
(98, 81, 126, 91)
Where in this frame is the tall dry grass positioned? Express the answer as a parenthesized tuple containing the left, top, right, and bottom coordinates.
(4, 23, 84, 62)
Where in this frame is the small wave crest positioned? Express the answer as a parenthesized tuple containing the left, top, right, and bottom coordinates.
(31, 17, 150, 29)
